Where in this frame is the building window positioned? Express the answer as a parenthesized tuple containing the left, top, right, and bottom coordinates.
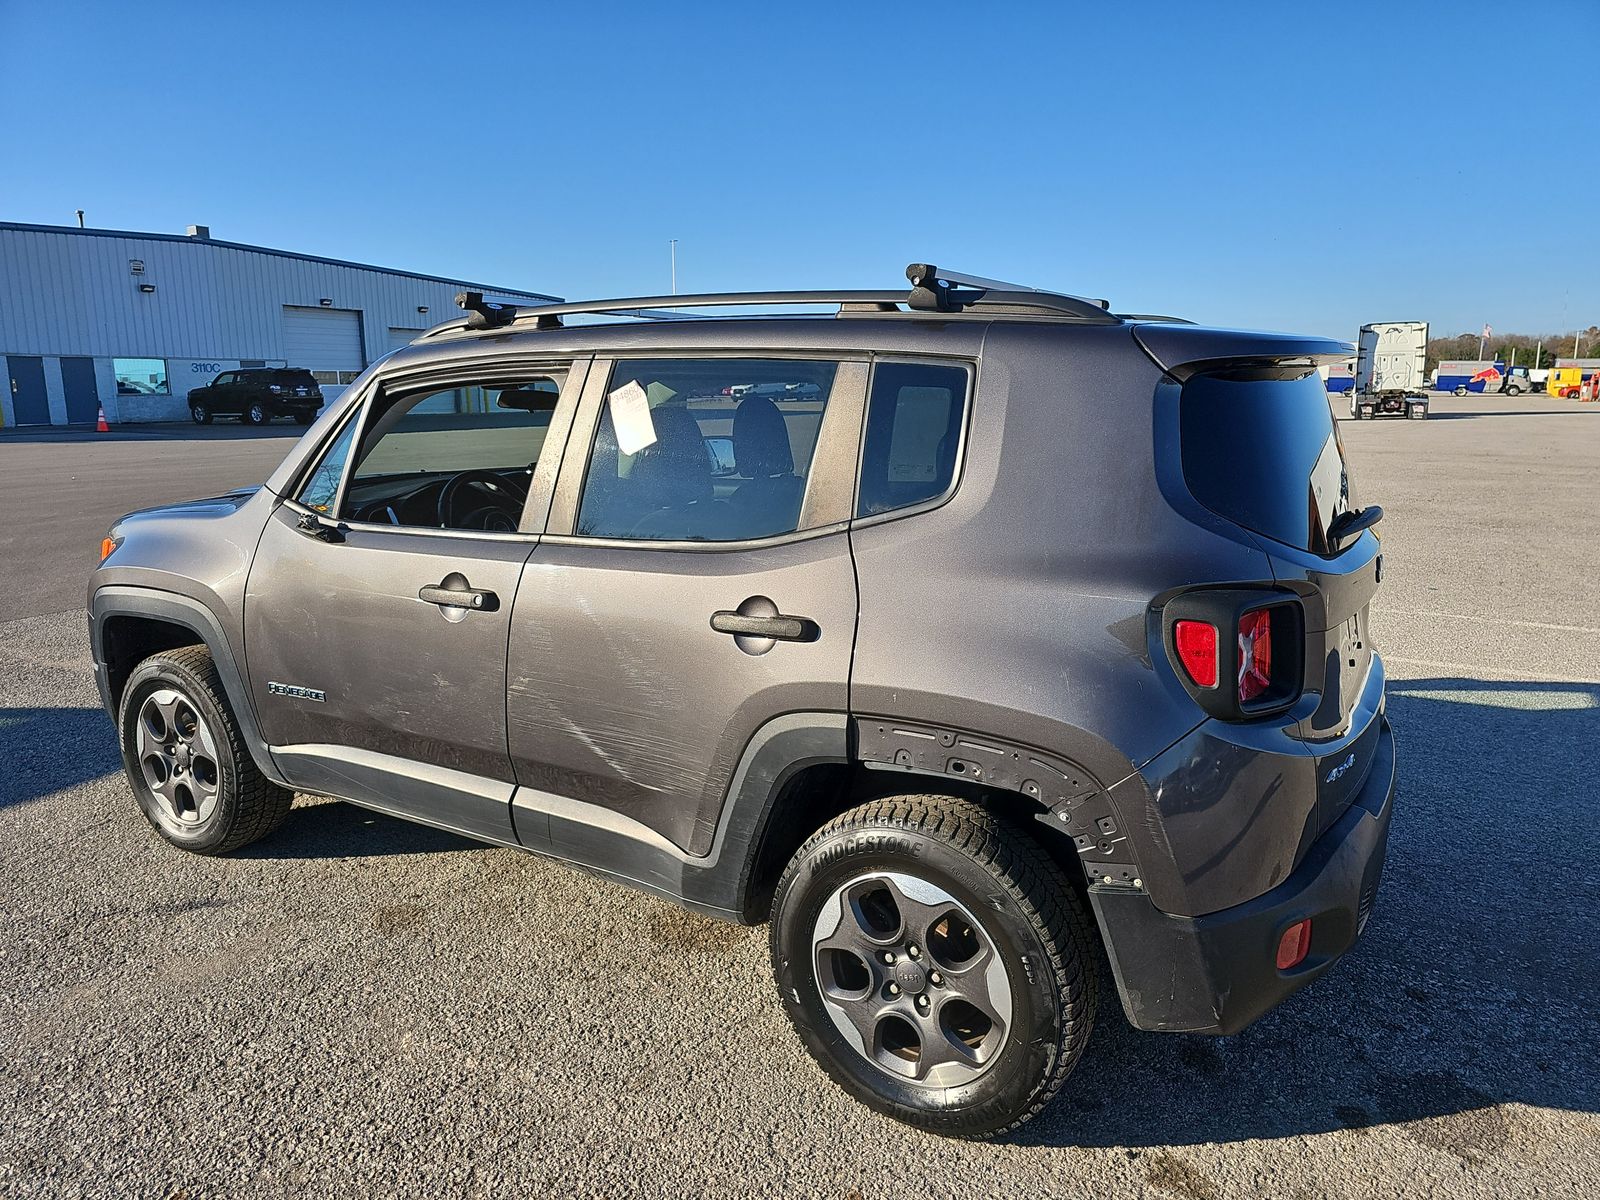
(113, 358, 169, 397)
(310, 370, 365, 387)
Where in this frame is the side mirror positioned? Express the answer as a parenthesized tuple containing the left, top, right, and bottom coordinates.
(703, 436, 736, 477)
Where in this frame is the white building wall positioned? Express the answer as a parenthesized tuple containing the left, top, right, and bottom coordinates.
(0, 224, 557, 424)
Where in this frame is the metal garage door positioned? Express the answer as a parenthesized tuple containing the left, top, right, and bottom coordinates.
(388, 328, 425, 353)
(282, 306, 365, 373)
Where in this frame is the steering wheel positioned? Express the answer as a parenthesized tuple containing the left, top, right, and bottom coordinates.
(436, 470, 527, 530)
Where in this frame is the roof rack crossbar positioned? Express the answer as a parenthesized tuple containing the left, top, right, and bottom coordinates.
(905, 262, 1112, 320)
(424, 267, 1125, 339)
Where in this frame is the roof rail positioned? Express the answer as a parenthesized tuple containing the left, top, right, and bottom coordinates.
(429, 263, 1124, 338)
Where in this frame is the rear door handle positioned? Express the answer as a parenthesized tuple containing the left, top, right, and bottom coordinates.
(420, 583, 498, 611)
(710, 610, 818, 642)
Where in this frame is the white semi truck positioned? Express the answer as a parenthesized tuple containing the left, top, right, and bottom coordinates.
(1351, 321, 1429, 420)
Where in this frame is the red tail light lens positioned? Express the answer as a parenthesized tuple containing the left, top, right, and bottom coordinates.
(1238, 609, 1274, 702)
(1276, 918, 1312, 969)
(1173, 620, 1219, 688)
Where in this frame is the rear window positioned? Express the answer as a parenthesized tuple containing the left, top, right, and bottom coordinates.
(1179, 371, 1353, 554)
(273, 370, 318, 386)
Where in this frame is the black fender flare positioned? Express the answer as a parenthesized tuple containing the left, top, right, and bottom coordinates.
(88, 585, 286, 785)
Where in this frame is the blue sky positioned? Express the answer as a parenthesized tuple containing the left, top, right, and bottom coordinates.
(1, 1, 1594, 338)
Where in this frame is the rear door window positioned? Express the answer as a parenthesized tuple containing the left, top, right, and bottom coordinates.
(856, 361, 969, 517)
(575, 358, 839, 542)
(1179, 371, 1354, 553)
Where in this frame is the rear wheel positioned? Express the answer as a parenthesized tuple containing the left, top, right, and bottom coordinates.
(244, 402, 268, 425)
(1453, 385, 1468, 397)
(770, 794, 1098, 1139)
(293, 409, 316, 425)
(190, 403, 212, 425)
(117, 646, 292, 854)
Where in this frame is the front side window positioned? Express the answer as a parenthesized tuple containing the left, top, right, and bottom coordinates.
(113, 357, 169, 396)
(296, 417, 358, 513)
(576, 358, 838, 542)
(337, 373, 567, 531)
(857, 361, 969, 517)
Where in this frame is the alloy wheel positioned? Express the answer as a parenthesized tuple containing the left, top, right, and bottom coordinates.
(134, 688, 222, 830)
(810, 871, 1013, 1087)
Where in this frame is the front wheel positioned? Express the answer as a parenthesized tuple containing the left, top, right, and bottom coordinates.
(769, 794, 1098, 1139)
(243, 402, 268, 425)
(117, 646, 292, 854)
(190, 403, 212, 425)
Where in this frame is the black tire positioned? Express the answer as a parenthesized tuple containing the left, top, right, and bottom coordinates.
(1506, 385, 1522, 396)
(243, 402, 268, 426)
(769, 794, 1098, 1139)
(293, 409, 316, 425)
(1453, 385, 1468, 397)
(117, 646, 292, 855)
(190, 403, 213, 425)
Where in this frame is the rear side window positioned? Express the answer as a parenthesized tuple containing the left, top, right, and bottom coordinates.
(1179, 371, 1353, 554)
(576, 358, 838, 542)
(857, 362, 969, 517)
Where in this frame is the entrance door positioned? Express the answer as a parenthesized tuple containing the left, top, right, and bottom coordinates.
(61, 357, 100, 424)
(506, 356, 863, 857)
(7, 357, 49, 426)
(243, 364, 581, 843)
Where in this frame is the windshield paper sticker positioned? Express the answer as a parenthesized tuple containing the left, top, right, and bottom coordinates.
(607, 380, 658, 456)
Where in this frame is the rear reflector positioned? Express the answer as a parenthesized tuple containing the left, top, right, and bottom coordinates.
(1238, 608, 1274, 702)
(1276, 919, 1312, 970)
(1173, 620, 1219, 688)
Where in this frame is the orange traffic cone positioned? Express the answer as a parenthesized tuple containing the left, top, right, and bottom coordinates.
(96, 405, 110, 433)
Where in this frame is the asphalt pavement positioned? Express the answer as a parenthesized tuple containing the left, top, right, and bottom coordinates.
(2, 397, 1598, 1198)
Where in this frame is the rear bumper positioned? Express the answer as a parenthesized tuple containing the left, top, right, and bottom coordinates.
(1090, 715, 1395, 1034)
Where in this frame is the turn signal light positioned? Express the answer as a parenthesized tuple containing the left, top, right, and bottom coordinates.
(98, 536, 122, 564)
(1276, 919, 1312, 970)
(1173, 620, 1219, 688)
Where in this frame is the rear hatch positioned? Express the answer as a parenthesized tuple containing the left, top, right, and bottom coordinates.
(272, 369, 321, 399)
(1140, 325, 1382, 840)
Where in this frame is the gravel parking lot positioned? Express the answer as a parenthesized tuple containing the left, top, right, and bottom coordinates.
(2, 396, 1598, 1199)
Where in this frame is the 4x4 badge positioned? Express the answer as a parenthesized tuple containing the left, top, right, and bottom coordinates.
(1325, 752, 1356, 784)
(267, 681, 325, 703)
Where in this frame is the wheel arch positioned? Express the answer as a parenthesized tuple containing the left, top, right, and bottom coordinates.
(90, 587, 285, 785)
(715, 713, 1142, 923)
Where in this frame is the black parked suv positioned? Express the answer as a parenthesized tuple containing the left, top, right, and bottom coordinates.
(89, 265, 1395, 1138)
(187, 367, 324, 425)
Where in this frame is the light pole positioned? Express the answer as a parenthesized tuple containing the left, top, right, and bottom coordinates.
(670, 239, 678, 295)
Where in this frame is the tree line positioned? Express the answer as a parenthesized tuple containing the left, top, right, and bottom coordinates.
(1426, 328, 1600, 372)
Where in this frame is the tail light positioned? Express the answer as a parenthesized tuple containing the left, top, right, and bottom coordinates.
(1173, 620, 1219, 688)
(1237, 609, 1273, 701)
(269, 384, 283, 394)
(1163, 591, 1303, 720)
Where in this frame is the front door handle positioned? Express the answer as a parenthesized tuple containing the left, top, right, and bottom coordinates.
(420, 582, 498, 611)
(710, 609, 818, 642)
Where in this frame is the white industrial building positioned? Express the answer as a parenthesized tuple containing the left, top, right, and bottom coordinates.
(0, 221, 559, 427)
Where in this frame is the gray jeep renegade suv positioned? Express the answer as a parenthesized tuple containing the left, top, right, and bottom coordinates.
(89, 264, 1395, 1138)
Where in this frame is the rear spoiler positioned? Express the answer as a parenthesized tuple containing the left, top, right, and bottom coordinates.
(1133, 324, 1352, 383)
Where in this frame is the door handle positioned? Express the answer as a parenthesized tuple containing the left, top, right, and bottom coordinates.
(420, 583, 498, 611)
(710, 610, 818, 642)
